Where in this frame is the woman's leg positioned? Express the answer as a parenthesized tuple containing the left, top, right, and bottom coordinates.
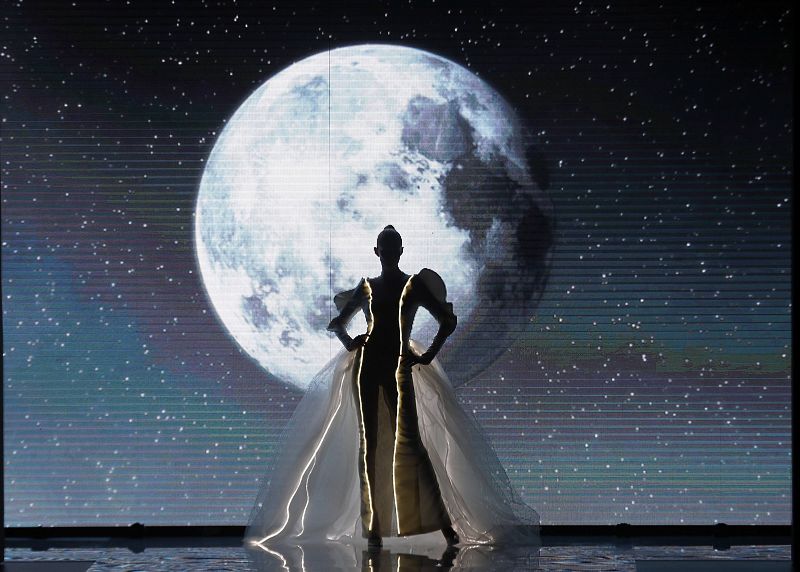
(355, 357, 380, 539)
(357, 357, 396, 542)
(391, 362, 453, 536)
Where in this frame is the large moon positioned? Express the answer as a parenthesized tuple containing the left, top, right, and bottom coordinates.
(195, 44, 554, 389)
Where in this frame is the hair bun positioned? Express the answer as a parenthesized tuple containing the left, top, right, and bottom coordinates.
(384, 224, 395, 230)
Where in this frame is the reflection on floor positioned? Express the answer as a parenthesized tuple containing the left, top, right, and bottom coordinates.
(2, 563, 95, 572)
(4, 542, 791, 571)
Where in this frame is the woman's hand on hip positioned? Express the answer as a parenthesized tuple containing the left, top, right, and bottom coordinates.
(347, 333, 369, 352)
(403, 349, 434, 367)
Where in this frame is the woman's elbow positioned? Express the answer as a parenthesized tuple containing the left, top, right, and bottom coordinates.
(445, 314, 457, 335)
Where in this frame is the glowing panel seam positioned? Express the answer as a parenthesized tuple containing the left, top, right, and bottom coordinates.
(356, 279, 375, 532)
(393, 275, 414, 536)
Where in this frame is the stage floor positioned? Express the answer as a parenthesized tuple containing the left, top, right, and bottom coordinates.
(4, 542, 792, 571)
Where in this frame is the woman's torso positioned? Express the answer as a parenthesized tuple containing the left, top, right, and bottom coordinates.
(363, 272, 411, 358)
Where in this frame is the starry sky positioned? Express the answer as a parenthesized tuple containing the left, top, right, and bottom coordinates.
(2, 0, 792, 526)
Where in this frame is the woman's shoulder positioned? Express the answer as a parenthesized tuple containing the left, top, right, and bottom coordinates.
(412, 268, 447, 301)
(333, 277, 369, 310)
(414, 267, 443, 282)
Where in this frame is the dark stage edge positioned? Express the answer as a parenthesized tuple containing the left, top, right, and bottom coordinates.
(5, 526, 792, 571)
(4, 524, 791, 548)
(3, 543, 792, 572)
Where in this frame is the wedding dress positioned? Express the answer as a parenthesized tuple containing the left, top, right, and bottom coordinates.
(245, 269, 539, 547)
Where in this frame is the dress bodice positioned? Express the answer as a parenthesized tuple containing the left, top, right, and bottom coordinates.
(328, 268, 457, 356)
(363, 273, 410, 350)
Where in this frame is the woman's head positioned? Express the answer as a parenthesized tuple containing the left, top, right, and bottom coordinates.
(374, 225, 403, 265)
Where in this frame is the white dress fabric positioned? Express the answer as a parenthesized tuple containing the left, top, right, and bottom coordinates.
(245, 338, 540, 547)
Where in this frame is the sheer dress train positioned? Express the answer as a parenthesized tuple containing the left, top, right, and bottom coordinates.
(246, 269, 540, 546)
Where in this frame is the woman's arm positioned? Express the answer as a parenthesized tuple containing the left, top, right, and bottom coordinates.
(410, 270, 457, 365)
(327, 279, 368, 351)
(422, 309, 457, 363)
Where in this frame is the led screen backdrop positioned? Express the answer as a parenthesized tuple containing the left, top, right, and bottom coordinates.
(2, 1, 791, 526)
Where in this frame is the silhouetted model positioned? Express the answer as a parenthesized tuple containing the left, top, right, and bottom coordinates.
(326, 225, 459, 547)
(246, 226, 539, 550)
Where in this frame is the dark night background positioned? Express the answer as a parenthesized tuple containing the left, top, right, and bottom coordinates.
(1, 1, 792, 525)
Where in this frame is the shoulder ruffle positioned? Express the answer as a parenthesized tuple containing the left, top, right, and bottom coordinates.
(333, 277, 368, 312)
(414, 268, 448, 304)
